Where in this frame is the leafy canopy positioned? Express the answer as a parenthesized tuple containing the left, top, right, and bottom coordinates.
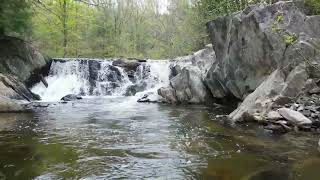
(0, 0, 32, 36)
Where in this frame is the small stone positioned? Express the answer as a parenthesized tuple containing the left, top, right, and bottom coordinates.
(299, 125, 312, 131)
(276, 120, 288, 125)
(297, 105, 304, 112)
(302, 110, 312, 117)
(311, 113, 318, 118)
(253, 115, 265, 122)
(267, 111, 283, 120)
(290, 103, 299, 110)
(312, 120, 320, 127)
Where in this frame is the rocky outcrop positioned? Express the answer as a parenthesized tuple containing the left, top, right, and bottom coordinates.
(0, 73, 41, 101)
(0, 36, 51, 87)
(0, 37, 51, 112)
(159, 66, 212, 103)
(201, 1, 320, 125)
(158, 45, 215, 104)
(0, 96, 30, 113)
(229, 64, 309, 122)
(205, 1, 320, 100)
(112, 59, 141, 72)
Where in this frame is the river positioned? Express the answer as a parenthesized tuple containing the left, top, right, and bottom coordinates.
(0, 59, 320, 179)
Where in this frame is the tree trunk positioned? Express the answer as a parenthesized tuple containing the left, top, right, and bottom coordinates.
(62, 0, 68, 57)
(0, 27, 5, 37)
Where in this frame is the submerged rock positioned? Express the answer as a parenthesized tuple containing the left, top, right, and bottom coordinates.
(61, 94, 82, 101)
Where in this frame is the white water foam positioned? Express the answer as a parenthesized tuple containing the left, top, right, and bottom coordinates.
(31, 59, 172, 102)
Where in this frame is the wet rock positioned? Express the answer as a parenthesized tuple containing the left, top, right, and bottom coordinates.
(0, 96, 30, 113)
(264, 124, 287, 134)
(159, 66, 212, 104)
(112, 59, 141, 72)
(137, 94, 150, 103)
(137, 93, 160, 103)
(312, 120, 320, 127)
(124, 82, 147, 96)
(0, 73, 40, 101)
(230, 62, 309, 123)
(158, 87, 177, 104)
(61, 94, 82, 101)
(247, 168, 291, 180)
(277, 108, 312, 125)
(106, 65, 122, 82)
(229, 70, 285, 122)
(0, 36, 51, 86)
(169, 64, 182, 80)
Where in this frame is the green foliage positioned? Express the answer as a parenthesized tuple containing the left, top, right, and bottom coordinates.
(305, 0, 320, 15)
(276, 15, 284, 23)
(31, 0, 208, 59)
(195, 0, 279, 22)
(0, 0, 32, 36)
(284, 34, 298, 47)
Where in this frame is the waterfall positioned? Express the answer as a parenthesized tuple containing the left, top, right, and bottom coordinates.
(31, 59, 172, 102)
(31, 46, 214, 102)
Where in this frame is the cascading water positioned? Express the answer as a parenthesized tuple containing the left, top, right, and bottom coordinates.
(31, 59, 172, 102)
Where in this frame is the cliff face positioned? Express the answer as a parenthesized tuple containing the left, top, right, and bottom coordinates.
(0, 36, 51, 104)
(203, 1, 320, 122)
(205, 1, 320, 101)
(0, 36, 51, 87)
(158, 1, 320, 126)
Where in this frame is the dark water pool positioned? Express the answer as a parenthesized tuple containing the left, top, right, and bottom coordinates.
(0, 97, 320, 179)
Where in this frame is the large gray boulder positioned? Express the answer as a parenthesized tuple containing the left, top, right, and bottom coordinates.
(158, 45, 215, 104)
(205, 1, 320, 100)
(277, 107, 312, 125)
(0, 73, 40, 101)
(170, 44, 216, 78)
(0, 96, 30, 113)
(229, 69, 286, 122)
(159, 66, 212, 104)
(0, 36, 51, 87)
(229, 64, 308, 122)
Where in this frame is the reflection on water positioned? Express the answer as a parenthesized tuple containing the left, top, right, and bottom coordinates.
(0, 97, 320, 179)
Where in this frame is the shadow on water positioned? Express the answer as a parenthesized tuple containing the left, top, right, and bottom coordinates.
(0, 98, 320, 179)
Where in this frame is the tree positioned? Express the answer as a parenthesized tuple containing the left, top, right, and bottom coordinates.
(0, 0, 32, 37)
(306, 0, 320, 15)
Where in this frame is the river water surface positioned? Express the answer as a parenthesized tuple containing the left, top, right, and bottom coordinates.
(1, 97, 320, 179)
(2, 59, 320, 179)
